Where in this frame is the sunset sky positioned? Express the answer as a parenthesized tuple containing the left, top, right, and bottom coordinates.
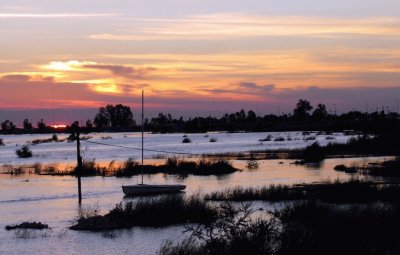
(1, 0, 400, 124)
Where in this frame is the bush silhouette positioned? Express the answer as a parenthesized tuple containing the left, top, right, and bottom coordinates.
(16, 145, 32, 158)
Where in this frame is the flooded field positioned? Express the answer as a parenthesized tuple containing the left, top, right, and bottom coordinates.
(0, 131, 390, 254)
(0, 150, 392, 254)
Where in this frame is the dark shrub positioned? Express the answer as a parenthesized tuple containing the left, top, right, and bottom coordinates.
(302, 142, 325, 162)
(334, 164, 358, 173)
(246, 159, 259, 169)
(158, 203, 277, 255)
(182, 137, 191, 143)
(16, 145, 32, 158)
(259, 135, 272, 142)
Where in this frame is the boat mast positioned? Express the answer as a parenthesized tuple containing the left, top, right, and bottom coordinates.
(141, 90, 144, 185)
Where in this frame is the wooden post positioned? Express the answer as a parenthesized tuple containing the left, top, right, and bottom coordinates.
(141, 90, 144, 185)
(76, 132, 82, 204)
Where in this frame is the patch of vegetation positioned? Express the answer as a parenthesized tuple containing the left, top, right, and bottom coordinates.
(334, 164, 358, 173)
(209, 137, 217, 142)
(275, 201, 400, 255)
(73, 159, 107, 176)
(196, 158, 238, 175)
(331, 158, 400, 177)
(322, 133, 400, 157)
(16, 145, 32, 158)
(33, 163, 42, 174)
(361, 157, 400, 177)
(31, 134, 61, 145)
(70, 195, 218, 230)
(274, 137, 285, 142)
(304, 136, 316, 141)
(115, 158, 141, 177)
(259, 135, 272, 142)
(160, 200, 400, 255)
(42, 166, 57, 175)
(205, 179, 400, 203)
(67, 134, 92, 142)
(205, 185, 306, 202)
(2, 165, 26, 175)
(253, 133, 400, 163)
(79, 202, 100, 219)
(182, 137, 192, 143)
(116, 157, 238, 177)
(5, 222, 49, 230)
(159, 203, 277, 255)
(301, 142, 325, 162)
(246, 159, 259, 169)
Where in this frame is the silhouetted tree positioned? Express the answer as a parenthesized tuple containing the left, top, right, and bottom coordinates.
(85, 119, 93, 129)
(37, 119, 46, 131)
(293, 99, 313, 121)
(238, 109, 246, 122)
(94, 107, 110, 128)
(247, 110, 257, 122)
(1, 120, 16, 133)
(312, 104, 328, 121)
(70, 121, 80, 131)
(23, 119, 33, 131)
(94, 104, 135, 128)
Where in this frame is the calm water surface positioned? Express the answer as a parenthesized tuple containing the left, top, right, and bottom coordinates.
(0, 157, 390, 255)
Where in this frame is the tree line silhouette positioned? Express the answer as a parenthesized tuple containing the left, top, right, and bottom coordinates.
(1, 100, 399, 134)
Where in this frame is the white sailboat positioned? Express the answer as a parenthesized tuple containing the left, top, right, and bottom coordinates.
(122, 91, 186, 195)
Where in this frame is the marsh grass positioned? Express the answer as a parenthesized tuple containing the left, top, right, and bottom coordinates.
(6, 222, 49, 231)
(205, 179, 400, 203)
(254, 132, 400, 163)
(313, 133, 400, 158)
(333, 157, 400, 177)
(116, 157, 238, 177)
(2, 165, 26, 175)
(362, 157, 400, 177)
(31, 134, 62, 145)
(159, 200, 400, 255)
(79, 202, 100, 219)
(70, 195, 218, 230)
(205, 185, 306, 202)
(276, 201, 400, 255)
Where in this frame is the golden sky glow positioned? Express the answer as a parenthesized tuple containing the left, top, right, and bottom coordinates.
(1, 0, 400, 122)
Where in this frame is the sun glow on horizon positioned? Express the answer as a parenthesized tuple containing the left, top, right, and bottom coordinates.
(51, 124, 67, 129)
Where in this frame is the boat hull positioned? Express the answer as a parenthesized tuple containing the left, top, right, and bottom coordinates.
(122, 184, 186, 195)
